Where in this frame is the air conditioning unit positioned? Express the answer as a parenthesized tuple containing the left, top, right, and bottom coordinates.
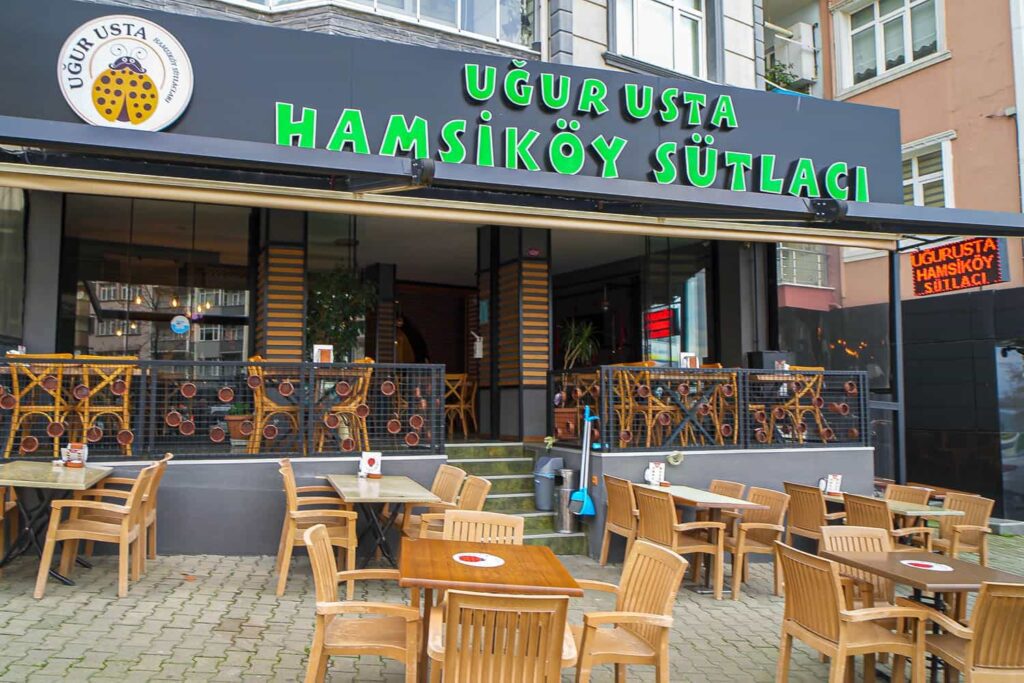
(772, 22, 817, 87)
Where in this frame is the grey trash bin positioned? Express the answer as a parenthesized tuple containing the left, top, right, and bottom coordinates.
(556, 468, 578, 534)
(533, 455, 564, 512)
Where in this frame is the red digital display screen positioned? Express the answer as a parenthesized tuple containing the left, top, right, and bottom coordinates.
(645, 308, 673, 339)
(911, 237, 1005, 296)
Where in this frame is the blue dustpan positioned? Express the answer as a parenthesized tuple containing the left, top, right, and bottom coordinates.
(569, 406, 598, 516)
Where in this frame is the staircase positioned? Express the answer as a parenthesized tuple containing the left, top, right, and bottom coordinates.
(446, 443, 589, 555)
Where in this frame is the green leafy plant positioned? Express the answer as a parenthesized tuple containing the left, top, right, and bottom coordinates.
(227, 402, 251, 416)
(766, 61, 800, 91)
(306, 266, 377, 361)
(560, 318, 599, 369)
(543, 435, 556, 451)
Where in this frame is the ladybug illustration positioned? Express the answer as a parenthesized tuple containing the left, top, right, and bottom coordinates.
(91, 45, 158, 125)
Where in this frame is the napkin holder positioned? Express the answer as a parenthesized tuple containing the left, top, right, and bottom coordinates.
(359, 451, 382, 479)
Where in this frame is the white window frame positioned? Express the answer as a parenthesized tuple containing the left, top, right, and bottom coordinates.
(213, 0, 539, 51)
(778, 243, 830, 288)
(199, 324, 223, 342)
(611, 0, 706, 78)
(833, 0, 946, 94)
(902, 131, 955, 208)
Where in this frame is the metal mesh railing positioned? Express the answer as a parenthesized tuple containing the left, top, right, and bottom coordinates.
(0, 358, 445, 460)
(549, 366, 869, 453)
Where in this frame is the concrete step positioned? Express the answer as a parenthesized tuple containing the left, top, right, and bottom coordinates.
(446, 443, 526, 460)
(454, 457, 534, 476)
(483, 474, 534, 494)
(524, 532, 589, 555)
(483, 492, 537, 512)
(520, 511, 557, 534)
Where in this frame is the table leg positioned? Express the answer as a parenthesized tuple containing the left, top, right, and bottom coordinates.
(687, 508, 729, 596)
(418, 587, 433, 683)
(356, 503, 401, 568)
(0, 487, 75, 585)
(908, 588, 947, 683)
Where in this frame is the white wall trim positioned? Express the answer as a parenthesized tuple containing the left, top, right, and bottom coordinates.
(836, 50, 951, 100)
(901, 130, 957, 156)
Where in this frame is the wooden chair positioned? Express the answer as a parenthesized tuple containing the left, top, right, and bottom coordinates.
(391, 464, 467, 535)
(775, 541, 927, 683)
(302, 524, 420, 683)
(844, 493, 933, 550)
(599, 475, 638, 566)
(928, 492, 994, 566)
(70, 355, 136, 455)
(885, 484, 933, 506)
(428, 590, 570, 683)
(416, 476, 492, 540)
(34, 463, 157, 599)
(723, 486, 789, 599)
(317, 360, 374, 453)
(464, 379, 479, 434)
(697, 479, 746, 523)
(247, 356, 304, 455)
(611, 365, 680, 448)
(3, 353, 74, 458)
(895, 582, 1024, 682)
(276, 459, 358, 598)
(783, 482, 845, 548)
(439, 510, 524, 545)
(633, 485, 726, 600)
(78, 453, 175, 568)
(819, 526, 897, 611)
(0, 487, 17, 572)
(573, 540, 687, 683)
(444, 373, 471, 439)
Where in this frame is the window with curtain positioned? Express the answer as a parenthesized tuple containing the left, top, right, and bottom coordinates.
(0, 187, 25, 344)
(903, 144, 949, 207)
(614, 0, 704, 76)
(844, 0, 940, 86)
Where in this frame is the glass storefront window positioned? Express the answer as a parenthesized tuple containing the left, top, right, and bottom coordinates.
(59, 196, 252, 361)
(0, 187, 25, 346)
(777, 244, 891, 395)
(644, 238, 712, 365)
(996, 343, 1024, 520)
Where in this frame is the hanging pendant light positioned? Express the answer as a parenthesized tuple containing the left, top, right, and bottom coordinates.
(171, 296, 179, 307)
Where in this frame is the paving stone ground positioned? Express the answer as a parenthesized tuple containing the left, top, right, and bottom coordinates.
(0, 535, 1021, 682)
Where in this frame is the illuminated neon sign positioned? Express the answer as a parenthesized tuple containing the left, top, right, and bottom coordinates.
(911, 237, 1005, 296)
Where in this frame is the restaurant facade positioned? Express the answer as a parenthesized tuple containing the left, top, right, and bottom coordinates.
(0, 0, 1021, 555)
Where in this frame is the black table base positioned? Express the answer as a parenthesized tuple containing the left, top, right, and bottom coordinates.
(356, 502, 402, 568)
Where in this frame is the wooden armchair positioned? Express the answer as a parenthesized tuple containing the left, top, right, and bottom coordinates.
(391, 464, 466, 535)
(247, 356, 304, 455)
(78, 453, 174, 568)
(599, 475, 638, 566)
(303, 524, 420, 683)
(885, 484, 933, 506)
(3, 354, 74, 458)
(820, 526, 897, 612)
(723, 486, 789, 599)
(428, 590, 571, 682)
(927, 493, 994, 566)
(775, 541, 928, 683)
(35, 463, 157, 598)
(783, 482, 845, 548)
(0, 487, 17, 572)
(697, 479, 746, 523)
(439, 510, 524, 545)
(573, 540, 687, 683)
(416, 476, 492, 540)
(71, 356, 137, 454)
(895, 582, 1024, 682)
(845, 493, 932, 550)
(317, 360, 374, 453)
(444, 373, 471, 439)
(276, 459, 358, 597)
(633, 485, 726, 600)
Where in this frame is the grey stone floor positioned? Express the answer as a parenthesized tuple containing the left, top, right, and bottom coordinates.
(0, 536, 1021, 682)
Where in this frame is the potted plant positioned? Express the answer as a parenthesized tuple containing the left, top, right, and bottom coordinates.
(225, 402, 253, 443)
(560, 318, 599, 369)
(306, 266, 378, 361)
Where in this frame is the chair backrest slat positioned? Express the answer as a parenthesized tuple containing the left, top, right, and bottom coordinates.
(633, 486, 678, 548)
(783, 482, 828, 533)
(604, 475, 637, 531)
(443, 590, 568, 683)
(971, 582, 1024, 669)
(776, 542, 843, 644)
(617, 540, 687, 646)
(819, 525, 894, 603)
(442, 510, 524, 545)
(844, 493, 894, 534)
(884, 484, 932, 506)
(938, 492, 994, 547)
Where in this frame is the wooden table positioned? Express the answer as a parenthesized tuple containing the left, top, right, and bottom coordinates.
(399, 537, 582, 682)
(636, 483, 767, 594)
(326, 474, 440, 568)
(824, 492, 966, 518)
(0, 460, 111, 585)
(821, 550, 1024, 682)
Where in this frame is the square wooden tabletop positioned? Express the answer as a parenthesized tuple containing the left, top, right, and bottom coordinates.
(327, 474, 441, 504)
(820, 550, 1024, 592)
(823, 493, 965, 518)
(635, 483, 767, 510)
(0, 460, 111, 491)
(398, 538, 583, 597)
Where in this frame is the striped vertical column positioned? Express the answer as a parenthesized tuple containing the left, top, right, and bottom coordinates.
(256, 245, 306, 361)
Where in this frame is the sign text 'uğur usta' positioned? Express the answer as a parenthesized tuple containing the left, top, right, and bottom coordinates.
(275, 61, 871, 201)
(911, 237, 1005, 296)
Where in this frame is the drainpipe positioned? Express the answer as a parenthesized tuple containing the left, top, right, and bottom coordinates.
(1011, 0, 1024, 210)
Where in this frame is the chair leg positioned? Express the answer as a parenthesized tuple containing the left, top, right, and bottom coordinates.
(276, 527, 295, 596)
(137, 527, 147, 577)
(713, 544, 725, 601)
(59, 539, 79, 577)
(773, 555, 783, 596)
(864, 654, 876, 683)
(892, 655, 906, 683)
(33, 515, 61, 599)
(345, 545, 356, 600)
(775, 633, 792, 682)
(731, 551, 744, 600)
(614, 663, 627, 683)
(117, 538, 130, 597)
(275, 516, 290, 576)
(599, 527, 611, 566)
(84, 540, 95, 558)
(827, 652, 847, 683)
(304, 626, 326, 683)
(147, 520, 157, 560)
(429, 661, 442, 683)
(655, 648, 670, 683)
(575, 652, 593, 683)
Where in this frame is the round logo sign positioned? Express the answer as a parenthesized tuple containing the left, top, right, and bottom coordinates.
(169, 315, 190, 335)
(58, 15, 193, 131)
